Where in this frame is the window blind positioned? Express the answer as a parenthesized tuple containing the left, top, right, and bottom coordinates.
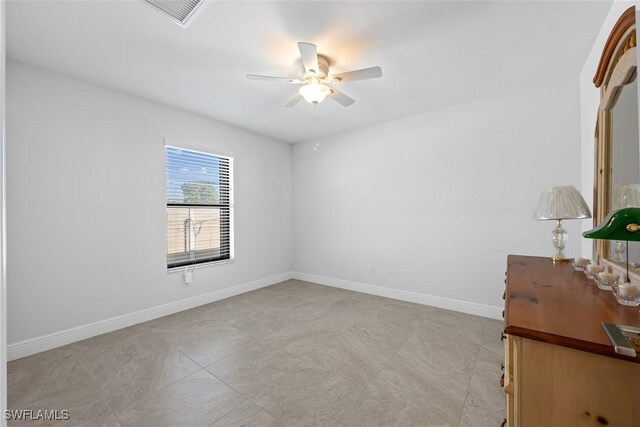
(166, 146, 232, 268)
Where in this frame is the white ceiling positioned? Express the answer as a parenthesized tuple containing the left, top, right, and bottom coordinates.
(7, 1, 612, 143)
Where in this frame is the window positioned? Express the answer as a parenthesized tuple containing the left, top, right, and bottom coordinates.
(166, 145, 232, 269)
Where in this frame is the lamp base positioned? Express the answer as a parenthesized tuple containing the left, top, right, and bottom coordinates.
(551, 219, 569, 263)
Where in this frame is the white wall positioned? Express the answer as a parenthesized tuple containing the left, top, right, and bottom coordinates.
(580, 1, 636, 258)
(293, 79, 583, 311)
(6, 60, 293, 346)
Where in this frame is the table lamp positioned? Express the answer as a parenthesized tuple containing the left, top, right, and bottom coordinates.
(583, 207, 640, 280)
(535, 185, 592, 262)
(611, 184, 640, 262)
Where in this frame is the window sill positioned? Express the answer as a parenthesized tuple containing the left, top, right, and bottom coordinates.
(167, 258, 234, 273)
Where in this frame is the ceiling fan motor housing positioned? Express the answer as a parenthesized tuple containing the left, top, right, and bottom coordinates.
(310, 55, 330, 79)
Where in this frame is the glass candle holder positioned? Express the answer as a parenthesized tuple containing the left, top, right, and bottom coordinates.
(572, 257, 590, 272)
(585, 263, 605, 280)
(611, 283, 640, 306)
(596, 271, 620, 291)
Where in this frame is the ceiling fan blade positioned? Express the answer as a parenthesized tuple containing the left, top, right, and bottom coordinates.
(330, 66, 382, 83)
(283, 93, 303, 108)
(298, 42, 319, 75)
(247, 74, 303, 84)
(327, 86, 355, 107)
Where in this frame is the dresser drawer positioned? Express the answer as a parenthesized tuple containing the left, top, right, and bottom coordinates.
(503, 334, 517, 426)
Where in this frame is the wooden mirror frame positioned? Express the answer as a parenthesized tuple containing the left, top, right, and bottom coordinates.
(593, 6, 637, 270)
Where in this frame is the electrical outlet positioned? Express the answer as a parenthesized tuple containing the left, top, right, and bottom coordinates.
(184, 270, 193, 286)
(367, 265, 375, 274)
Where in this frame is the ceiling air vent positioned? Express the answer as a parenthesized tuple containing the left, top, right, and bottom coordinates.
(143, 0, 206, 27)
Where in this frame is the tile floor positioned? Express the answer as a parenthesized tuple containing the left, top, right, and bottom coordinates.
(7, 280, 506, 427)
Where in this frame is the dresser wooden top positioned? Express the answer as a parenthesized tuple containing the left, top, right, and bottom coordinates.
(505, 255, 640, 363)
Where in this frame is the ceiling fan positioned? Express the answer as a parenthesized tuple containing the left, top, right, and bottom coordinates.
(247, 42, 382, 107)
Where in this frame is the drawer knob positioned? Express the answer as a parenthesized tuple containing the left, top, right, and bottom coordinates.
(500, 373, 504, 388)
(502, 310, 505, 318)
(501, 332, 506, 342)
(501, 419, 507, 427)
(502, 290, 506, 300)
(500, 363, 504, 371)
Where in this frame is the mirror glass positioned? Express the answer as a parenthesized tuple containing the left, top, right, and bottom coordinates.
(610, 78, 640, 267)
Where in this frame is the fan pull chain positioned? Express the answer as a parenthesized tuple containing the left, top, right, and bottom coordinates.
(313, 115, 320, 152)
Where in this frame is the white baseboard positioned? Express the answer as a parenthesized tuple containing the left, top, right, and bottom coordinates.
(293, 272, 503, 320)
(8, 270, 501, 361)
(8, 271, 294, 361)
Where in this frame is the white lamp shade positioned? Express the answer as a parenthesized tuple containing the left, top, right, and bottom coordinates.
(612, 184, 640, 209)
(299, 82, 331, 105)
(535, 185, 592, 220)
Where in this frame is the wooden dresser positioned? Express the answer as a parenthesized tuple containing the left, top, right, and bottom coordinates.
(503, 255, 640, 427)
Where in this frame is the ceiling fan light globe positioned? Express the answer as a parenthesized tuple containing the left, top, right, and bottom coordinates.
(299, 82, 331, 105)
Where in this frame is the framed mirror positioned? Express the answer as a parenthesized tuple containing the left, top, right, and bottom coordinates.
(593, 6, 638, 275)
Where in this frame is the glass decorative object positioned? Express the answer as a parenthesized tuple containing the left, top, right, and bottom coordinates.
(572, 257, 589, 271)
(596, 270, 620, 291)
(535, 186, 592, 262)
(585, 263, 605, 281)
(613, 241, 626, 263)
(611, 283, 640, 306)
